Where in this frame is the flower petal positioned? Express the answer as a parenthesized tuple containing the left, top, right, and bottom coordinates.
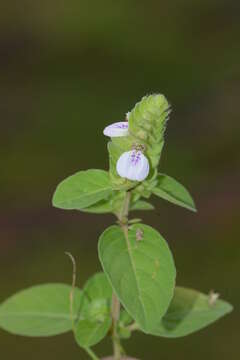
(103, 122, 128, 137)
(116, 151, 131, 178)
(116, 150, 149, 182)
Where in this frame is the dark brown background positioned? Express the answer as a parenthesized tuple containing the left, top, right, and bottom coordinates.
(0, 0, 239, 359)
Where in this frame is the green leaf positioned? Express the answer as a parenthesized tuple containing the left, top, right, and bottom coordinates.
(152, 174, 196, 212)
(128, 218, 142, 224)
(82, 272, 113, 301)
(52, 169, 113, 210)
(75, 316, 111, 348)
(82, 192, 125, 215)
(0, 284, 82, 337)
(74, 273, 112, 348)
(150, 287, 233, 338)
(98, 224, 176, 333)
(130, 200, 154, 211)
(81, 198, 113, 214)
(119, 309, 133, 326)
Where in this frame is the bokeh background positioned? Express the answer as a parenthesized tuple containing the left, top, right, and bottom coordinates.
(1, 1, 239, 359)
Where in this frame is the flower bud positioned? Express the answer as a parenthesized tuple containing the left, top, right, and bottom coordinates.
(103, 122, 128, 137)
(116, 150, 149, 182)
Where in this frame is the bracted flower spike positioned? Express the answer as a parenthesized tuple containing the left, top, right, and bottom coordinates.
(116, 150, 149, 181)
(103, 121, 128, 137)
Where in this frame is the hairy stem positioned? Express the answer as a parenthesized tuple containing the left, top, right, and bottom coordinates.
(111, 191, 131, 360)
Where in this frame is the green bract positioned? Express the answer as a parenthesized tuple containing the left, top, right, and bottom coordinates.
(108, 94, 170, 189)
(0, 94, 233, 360)
(128, 94, 170, 169)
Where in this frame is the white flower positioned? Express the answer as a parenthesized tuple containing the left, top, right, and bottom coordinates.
(116, 150, 149, 181)
(103, 122, 128, 137)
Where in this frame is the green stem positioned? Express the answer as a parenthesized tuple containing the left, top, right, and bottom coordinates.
(111, 292, 122, 360)
(111, 191, 131, 360)
(85, 347, 100, 360)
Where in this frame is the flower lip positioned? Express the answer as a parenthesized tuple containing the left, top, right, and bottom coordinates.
(103, 121, 129, 137)
(116, 150, 149, 182)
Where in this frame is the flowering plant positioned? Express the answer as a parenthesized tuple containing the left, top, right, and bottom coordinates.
(0, 94, 232, 360)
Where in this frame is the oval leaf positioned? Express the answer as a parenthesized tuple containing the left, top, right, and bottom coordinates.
(152, 174, 196, 212)
(83, 272, 113, 301)
(0, 284, 82, 337)
(75, 316, 111, 348)
(75, 297, 111, 347)
(98, 224, 176, 332)
(74, 273, 113, 348)
(53, 169, 113, 210)
(150, 287, 233, 337)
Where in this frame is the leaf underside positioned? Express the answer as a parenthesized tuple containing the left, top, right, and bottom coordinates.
(150, 287, 233, 337)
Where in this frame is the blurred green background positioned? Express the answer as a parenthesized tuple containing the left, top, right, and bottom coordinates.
(0, 0, 239, 359)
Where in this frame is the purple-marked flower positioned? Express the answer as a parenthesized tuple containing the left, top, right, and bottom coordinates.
(103, 122, 129, 137)
(116, 150, 149, 181)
